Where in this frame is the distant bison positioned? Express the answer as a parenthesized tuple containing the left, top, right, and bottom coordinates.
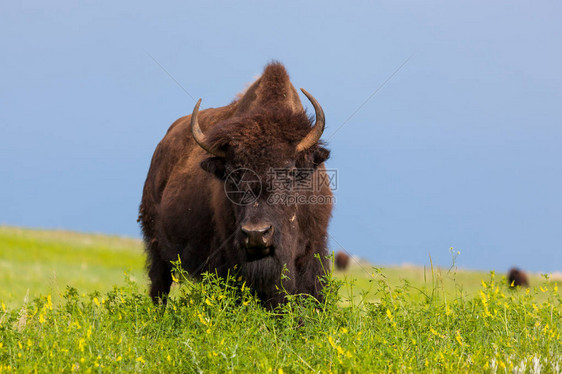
(508, 268, 529, 288)
(139, 62, 333, 308)
(334, 251, 350, 271)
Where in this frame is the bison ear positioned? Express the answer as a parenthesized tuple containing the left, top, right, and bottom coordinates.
(200, 157, 227, 179)
(312, 147, 330, 168)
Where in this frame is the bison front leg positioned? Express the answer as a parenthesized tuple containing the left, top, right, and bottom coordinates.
(148, 252, 173, 304)
(295, 251, 329, 302)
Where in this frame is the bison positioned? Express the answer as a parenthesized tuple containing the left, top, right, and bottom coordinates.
(139, 62, 333, 308)
(334, 251, 350, 271)
(507, 267, 529, 288)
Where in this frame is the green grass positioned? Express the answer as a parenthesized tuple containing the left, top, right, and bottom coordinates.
(0, 226, 561, 372)
(338, 259, 558, 306)
(0, 226, 145, 309)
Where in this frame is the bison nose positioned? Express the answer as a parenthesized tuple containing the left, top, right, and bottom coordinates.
(241, 223, 274, 250)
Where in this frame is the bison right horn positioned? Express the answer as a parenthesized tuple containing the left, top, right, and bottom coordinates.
(296, 88, 326, 152)
(190, 99, 227, 158)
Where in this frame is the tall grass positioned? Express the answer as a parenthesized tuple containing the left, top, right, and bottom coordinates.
(0, 227, 560, 372)
(0, 263, 560, 372)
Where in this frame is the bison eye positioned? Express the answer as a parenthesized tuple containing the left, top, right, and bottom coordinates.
(283, 160, 296, 169)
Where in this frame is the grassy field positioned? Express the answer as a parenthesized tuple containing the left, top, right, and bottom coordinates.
(0, 227, 145, 309)
(0, 226, 560, 372)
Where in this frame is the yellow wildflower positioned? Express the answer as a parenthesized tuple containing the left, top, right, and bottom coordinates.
(328, 336, 337, 349)
(386, 309, 393, 321)
(480, 290, 487, 304)
(455, 330, 463, 346)
(430, 327, 444, 338)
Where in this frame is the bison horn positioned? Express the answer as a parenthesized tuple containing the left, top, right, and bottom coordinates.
(190, 99, 226, 158)
(296, 88, 326, 152)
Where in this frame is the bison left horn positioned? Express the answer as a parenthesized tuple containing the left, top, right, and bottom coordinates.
(296, 88, 326, 152)
(190, 99, 227, 158)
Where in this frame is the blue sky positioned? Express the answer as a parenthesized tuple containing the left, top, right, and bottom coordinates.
(1, 1, 561, 272)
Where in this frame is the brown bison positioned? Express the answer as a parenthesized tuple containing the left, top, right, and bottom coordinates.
(508, 268, 529, 288)
(139, 62, 333, 307)
(334, 251, 350, 271)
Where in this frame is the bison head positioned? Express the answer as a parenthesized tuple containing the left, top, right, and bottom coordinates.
(188, 89, 330, 299)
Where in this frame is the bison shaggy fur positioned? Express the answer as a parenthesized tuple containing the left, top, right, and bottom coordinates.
(139, 62, 333, 308)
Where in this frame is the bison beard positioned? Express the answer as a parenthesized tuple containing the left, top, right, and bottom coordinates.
(242, 256, 286, 304)
(139, 62, 333, 308)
